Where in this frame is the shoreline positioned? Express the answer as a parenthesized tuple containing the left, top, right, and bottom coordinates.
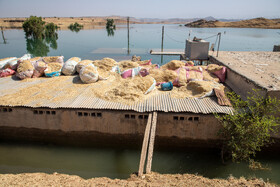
(0, 172, 277, 186)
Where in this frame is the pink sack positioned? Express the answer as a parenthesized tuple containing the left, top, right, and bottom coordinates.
(139, 59, 152, 66)
(213, 67, 226, 83)
(121, 67, 141, 79)
(0, 68, 15, 78)
(139, 69, 149, 77)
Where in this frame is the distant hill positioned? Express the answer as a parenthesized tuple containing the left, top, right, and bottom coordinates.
(185, 17, 280, 29)
(137, 16, 239, 23)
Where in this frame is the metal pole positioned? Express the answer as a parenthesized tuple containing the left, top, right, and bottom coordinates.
(127, 17, 130, 55)
(216, 32, 221, 57)
(161, 26, 164, 64)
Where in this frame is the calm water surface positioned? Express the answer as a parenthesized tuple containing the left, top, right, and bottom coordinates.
(0, 24, 280, 183)
(0, 142, 280, 184)
(0, 24, 279, 64)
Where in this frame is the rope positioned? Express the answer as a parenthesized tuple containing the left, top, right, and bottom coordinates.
(202, 34, 218, 40)
(165, 33, 185, 43)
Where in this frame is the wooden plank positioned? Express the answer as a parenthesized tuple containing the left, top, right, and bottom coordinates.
(150, 51, 185, 55)
(146, 112, 157, 174)
(138, 113, 152, 176)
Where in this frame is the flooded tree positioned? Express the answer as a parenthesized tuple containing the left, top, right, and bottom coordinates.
(68, 22, 83, 33)
(106, 19, 116, 29)
(22, 16, 58, 39)
(106, 27, 115, 36)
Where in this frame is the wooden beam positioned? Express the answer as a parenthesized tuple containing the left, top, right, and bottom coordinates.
(150, 51, 185, 55)
(138, 113, 152, 176)
(146, 112, 157, 174)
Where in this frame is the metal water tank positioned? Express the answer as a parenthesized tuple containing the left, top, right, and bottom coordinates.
(185, 39, 209, 60)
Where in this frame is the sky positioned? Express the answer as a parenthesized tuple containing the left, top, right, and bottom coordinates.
(0, 0, 279, 19)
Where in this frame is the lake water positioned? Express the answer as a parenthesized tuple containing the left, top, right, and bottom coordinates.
(0, 24, 280, 183)
(0, 24, 279, 64)
(1, 142, 280, 184)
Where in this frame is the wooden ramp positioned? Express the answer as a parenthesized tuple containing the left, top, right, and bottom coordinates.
(138, 112, 158, 176)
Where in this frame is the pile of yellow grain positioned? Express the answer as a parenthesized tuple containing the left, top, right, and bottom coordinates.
(68, 57, 80, 62)
(207, 64, 223, 73)
(76, 60, 93, 73)
(177, 68, 187, 86)
(185, 61, 194, 66)
(149, 69, 177, 83)
(170, 80, 224, 98)
(188, 70, 203, 81)
(30, 57, 41, 62)
(43, 56, 60, 63)
(45, 63, 62, 73)
(17, 60, 34, 73)
(118, 60, 139, 72)
(93, 58, 117, 72)
(97, 75, 154, 104)
(136, 60, 150, 65)
(81, 64, 98, 75)
(161, 60, 185, 70)
(202, 70, 220, 82)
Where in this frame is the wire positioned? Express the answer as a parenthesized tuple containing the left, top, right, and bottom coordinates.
(202, 34, 218, 40)
(165, 33, 185, 43)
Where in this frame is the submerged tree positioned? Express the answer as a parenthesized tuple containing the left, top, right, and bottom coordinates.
(22, 16, 58, 39)
(106, 28, 115, 36)
(68, 22, 83, 32)
(215, 90, 280, 163)
(45, 23, 58, 38)
(22, 16, 46, 39)
(106, 19, 116, 29)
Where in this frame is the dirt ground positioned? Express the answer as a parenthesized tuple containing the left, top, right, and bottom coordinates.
(0, 172, 277, 187)
(213, 51, 280, 90)
(185, 18, 280, 29)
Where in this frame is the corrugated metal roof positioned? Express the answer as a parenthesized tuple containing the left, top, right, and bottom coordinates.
(0, 76, 233, 114)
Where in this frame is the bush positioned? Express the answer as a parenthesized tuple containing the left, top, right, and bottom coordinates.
(215, 90, 280, 163)
(22, 16, 58, 39)
(106, 19, 116, 29)
(45, 23, 58, 38)
(22, 16, 46, 39)
(68, 22, 83, 32)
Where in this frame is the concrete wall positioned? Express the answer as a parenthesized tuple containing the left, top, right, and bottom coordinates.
(209, 56, 268, 100)
(0, 107, 221, 140)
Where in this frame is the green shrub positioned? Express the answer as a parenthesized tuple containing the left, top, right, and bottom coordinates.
(68, 22, 83, 32)
(22, 16, 58, 39)
(106, 19, 116, 29)
(215, 90, 280, 163)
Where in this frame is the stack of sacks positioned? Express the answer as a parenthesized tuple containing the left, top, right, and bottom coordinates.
(79, 64, 99, 83)
(76, 60, 93, 73)
(0, 57, 17, 69)
(16, 60, 34, 79)
(43, 56, 64, 65)
(93, 58, 117, 79)
(44, 63, 63, 77)
(33, 60, 47, 78)
(5, 54, 31, 70)
(62, 57, 81, 75)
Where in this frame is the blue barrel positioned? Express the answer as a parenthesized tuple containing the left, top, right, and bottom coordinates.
(161, 82, 173, 91)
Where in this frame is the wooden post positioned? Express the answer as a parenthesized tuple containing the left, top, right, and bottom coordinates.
(216, 32, 221, 57)
(1, 27, 7, 44)
(127, 17, 130, 55)
(161, 26, 164, 64)
(138, 113, 152, 176)
(146, 112, 157, 174)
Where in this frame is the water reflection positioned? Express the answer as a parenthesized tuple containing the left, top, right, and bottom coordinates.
(1, 27, 7, 44)
(106, 28, 115, 37)
(26, 36, 58, 56)
(69, 27, 83, 33)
